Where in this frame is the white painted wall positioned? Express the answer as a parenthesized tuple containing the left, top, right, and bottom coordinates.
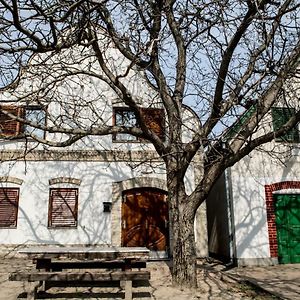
(230, 143, 300, 260)
(0, 160, 171, 245)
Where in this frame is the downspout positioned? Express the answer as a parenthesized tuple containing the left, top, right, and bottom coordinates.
(224, 168, 237, 265)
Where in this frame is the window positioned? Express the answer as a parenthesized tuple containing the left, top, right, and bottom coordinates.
(271, 107, 299, 143)
(0, 106, 24, 136)
(113, 107, 138, 141)
(48, 188, 78, 228)
(0, 188, 19, 228)
(0, 105, 46, 138)
(113, 107, 165, 141)
(24, 106, 46, 139)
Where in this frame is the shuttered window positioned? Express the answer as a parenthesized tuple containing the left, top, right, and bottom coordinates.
(0, 105, 46, 138)
(0, 106, 24, 136)
(0, 188, 19, 228)
(113, 107, 165, 141)
(48, 188, 78, 228)
(271, 107, 299, 143)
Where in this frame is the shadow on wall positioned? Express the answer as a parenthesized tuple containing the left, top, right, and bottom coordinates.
(206, 150, 299, 264)
(0, 153, 167, 247)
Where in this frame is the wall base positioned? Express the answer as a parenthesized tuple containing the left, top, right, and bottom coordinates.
(234, 257, 278, 267)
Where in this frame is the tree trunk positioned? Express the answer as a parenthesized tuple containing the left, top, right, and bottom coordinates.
(168, 178, 197, 288)
(171, 209, 197, 287)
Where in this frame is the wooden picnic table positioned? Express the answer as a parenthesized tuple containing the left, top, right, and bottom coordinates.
(19, 245, 150, 262)
(10, 246, 151, 300)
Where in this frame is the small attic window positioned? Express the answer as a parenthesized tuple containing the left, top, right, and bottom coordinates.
(0, 105, 46, 139)
(112, 107, 165, 142)
(24, 106, 46, 139)
(113, 107, 138, 141)
(271, 107, 299, 143)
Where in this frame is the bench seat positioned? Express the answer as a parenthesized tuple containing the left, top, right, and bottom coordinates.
(34, 259, 147, 271)
(9, 270, 150, 300)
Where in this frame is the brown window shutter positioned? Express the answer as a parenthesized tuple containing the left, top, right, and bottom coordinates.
(140, 108, 165, 139)
(0, 188, 19, 228)
(48, 188, 78, 228)
(0, 106, 24, 136)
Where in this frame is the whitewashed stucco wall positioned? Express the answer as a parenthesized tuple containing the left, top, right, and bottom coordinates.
(0, 159, 172, 245)
(230, 143, 300, 263)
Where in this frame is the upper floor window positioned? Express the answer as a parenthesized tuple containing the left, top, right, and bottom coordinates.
(113, 107, 138, 141)
(271, 107, 299, 143)
(24, 106, 46, 139)
(0, 105, 46, 138)
(113, 107, 165, 142)
(0, 188, 19, 228)
(48, 188, 78, 228)
(0, 106, 23, 136)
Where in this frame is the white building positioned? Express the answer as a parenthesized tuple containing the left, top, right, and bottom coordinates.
(207, 101, 300, 266)
(0, 39, 208, 258)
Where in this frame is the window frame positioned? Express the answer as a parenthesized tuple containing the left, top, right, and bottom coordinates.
(112, 107, 165, 142)
(48, 188, 79, 229)
(271, 107, 299, 143)
(23, 105, 47, 139)
(0, 187, 19, 229)
(0, 104, 47, 139)
(112, 107, 139, 142)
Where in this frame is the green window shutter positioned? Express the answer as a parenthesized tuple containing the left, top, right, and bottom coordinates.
(271, 107, 299, 143)
(223, 104, 257, 140)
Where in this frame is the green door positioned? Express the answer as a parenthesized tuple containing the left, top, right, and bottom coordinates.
(274, 194, 300, 264)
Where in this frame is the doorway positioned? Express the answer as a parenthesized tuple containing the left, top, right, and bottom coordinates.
(274, 194, 300, 263)
(121, 188, 169, 257)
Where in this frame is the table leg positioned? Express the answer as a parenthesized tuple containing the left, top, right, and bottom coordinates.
(26, 281, 41, 300)
(124, 280, 133, 300)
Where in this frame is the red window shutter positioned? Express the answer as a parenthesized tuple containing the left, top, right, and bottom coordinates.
(140, 108, 165, 139)
(0, 106, 24, 136)
(0, 188, 19, 228)
(49, 188, 78, 228)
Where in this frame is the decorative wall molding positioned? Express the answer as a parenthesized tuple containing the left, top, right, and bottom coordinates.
(0, 150, 161, 162)
(49, 177, 81, 186)
(0, 176, 23, 185)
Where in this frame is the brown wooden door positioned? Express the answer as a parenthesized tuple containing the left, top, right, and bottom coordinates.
(121, 188, 169, 251)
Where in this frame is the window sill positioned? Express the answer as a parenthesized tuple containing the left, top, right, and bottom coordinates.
(48, 226, 78, 229)
(0, 226, 17, 229)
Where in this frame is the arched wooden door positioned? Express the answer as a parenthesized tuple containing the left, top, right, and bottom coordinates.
(121, 188, 169, 254)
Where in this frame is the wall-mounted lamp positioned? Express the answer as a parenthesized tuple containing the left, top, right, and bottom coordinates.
(103, 202, 112, 213)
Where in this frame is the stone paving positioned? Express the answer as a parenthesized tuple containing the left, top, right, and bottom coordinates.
(225, 264, 300, 300)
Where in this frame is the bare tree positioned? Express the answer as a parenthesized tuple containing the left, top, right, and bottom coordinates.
(0, 0, 299, 287)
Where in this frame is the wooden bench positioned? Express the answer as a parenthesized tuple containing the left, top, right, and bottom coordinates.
(9, 270, 151, 300)
(34, 259, 147, 271)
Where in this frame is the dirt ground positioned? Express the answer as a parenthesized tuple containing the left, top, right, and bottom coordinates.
(0, 257, 278, 300)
